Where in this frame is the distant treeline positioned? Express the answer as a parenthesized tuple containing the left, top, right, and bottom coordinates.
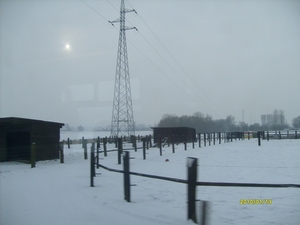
(157, 111, 291, 133)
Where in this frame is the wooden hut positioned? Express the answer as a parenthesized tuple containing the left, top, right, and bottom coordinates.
(0, 117, 64, 162)
(151, 127, 196, 144)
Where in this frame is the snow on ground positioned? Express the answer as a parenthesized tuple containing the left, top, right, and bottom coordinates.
(1, 138, 300, 225)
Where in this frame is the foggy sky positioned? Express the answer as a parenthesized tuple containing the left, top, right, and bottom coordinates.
(1, 0, 300, 128)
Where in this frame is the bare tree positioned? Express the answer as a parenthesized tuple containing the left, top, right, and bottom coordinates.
(292, 116, 300, 128)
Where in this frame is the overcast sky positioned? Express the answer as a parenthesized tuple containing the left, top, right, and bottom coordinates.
(1, 0, 299, 128)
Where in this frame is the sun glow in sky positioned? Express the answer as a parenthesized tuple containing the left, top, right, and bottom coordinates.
(65, 43, 70, 50)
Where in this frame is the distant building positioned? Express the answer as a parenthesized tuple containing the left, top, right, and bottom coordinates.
(151, 127, 196, 144)
(0, 117, 64, 162)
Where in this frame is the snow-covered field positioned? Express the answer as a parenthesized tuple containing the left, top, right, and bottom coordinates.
(1, 138, 299, 225)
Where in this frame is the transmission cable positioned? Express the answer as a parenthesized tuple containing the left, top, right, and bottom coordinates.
(81, 0, 110, 22)
(134, 8, 228, 117)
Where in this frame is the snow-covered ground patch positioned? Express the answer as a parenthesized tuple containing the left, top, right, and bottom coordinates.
(1, 139, 299, 225)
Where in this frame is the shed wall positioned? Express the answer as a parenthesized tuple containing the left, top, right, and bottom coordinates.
(152, 127, 196, 143)
(0, 118, 63, 162)
(32, 124, 60, 161)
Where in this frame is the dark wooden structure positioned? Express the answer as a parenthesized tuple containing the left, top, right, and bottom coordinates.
(0, 117, 64, 162)
(151, 127, 196, 144)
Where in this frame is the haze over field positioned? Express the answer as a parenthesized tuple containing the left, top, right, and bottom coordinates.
(1, 0, 299, 127)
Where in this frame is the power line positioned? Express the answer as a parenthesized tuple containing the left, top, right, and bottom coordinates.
(106, 0, 119, 12)
(125, 38, 193, 101)
(81, 0, 110, 22)
(135, 11, 228, 117)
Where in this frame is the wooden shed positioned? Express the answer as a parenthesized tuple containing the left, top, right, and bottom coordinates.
(151, 127, 196, 144)
(0, 117, 64, 162)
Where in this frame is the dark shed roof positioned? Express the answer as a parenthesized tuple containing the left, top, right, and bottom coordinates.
(0, 117, 64, 126)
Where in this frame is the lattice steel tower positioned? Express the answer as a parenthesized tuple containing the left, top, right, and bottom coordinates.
(109, 0, 136, 137)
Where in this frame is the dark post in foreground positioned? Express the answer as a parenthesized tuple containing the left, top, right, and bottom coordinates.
(123, 151, 131, 202)
(187, 157, 198, 223)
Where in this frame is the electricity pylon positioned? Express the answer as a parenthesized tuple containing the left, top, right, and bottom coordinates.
(109, 0, 137, 137)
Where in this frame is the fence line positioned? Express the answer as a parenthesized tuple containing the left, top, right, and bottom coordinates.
(65, 130, 295, 157)
(90, 138, 300, 224)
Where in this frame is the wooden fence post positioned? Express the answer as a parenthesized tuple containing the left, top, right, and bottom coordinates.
(204, 133, 206, 147)
(103, 137, 107, 157)
(133, 136, 137, 152)
(59, 141, 64, 163)
(118, 138, 123, 165)
(97, 137, 100, 149)
(146, 135, 150, 150)
(198, 133, 201, 148)
(31, 142, 36, 168)
(96, 137, 100, 168)
(218, 132, 221, 144)
(172, 135, 175, 153)
(258, 131, 261, 146)
(115, 137, 118, 148)
(279, 131, 281, 140)
(90, 143, 95, 187)
(149, 135, 152, 147)
(143, 138, 146, 160)
(123, 151, 131, 202)
(159, 136, 162, 156)
(84, 139, 88, 160)
(187, 157, 198, 223)
(67, 138, 70, 149)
